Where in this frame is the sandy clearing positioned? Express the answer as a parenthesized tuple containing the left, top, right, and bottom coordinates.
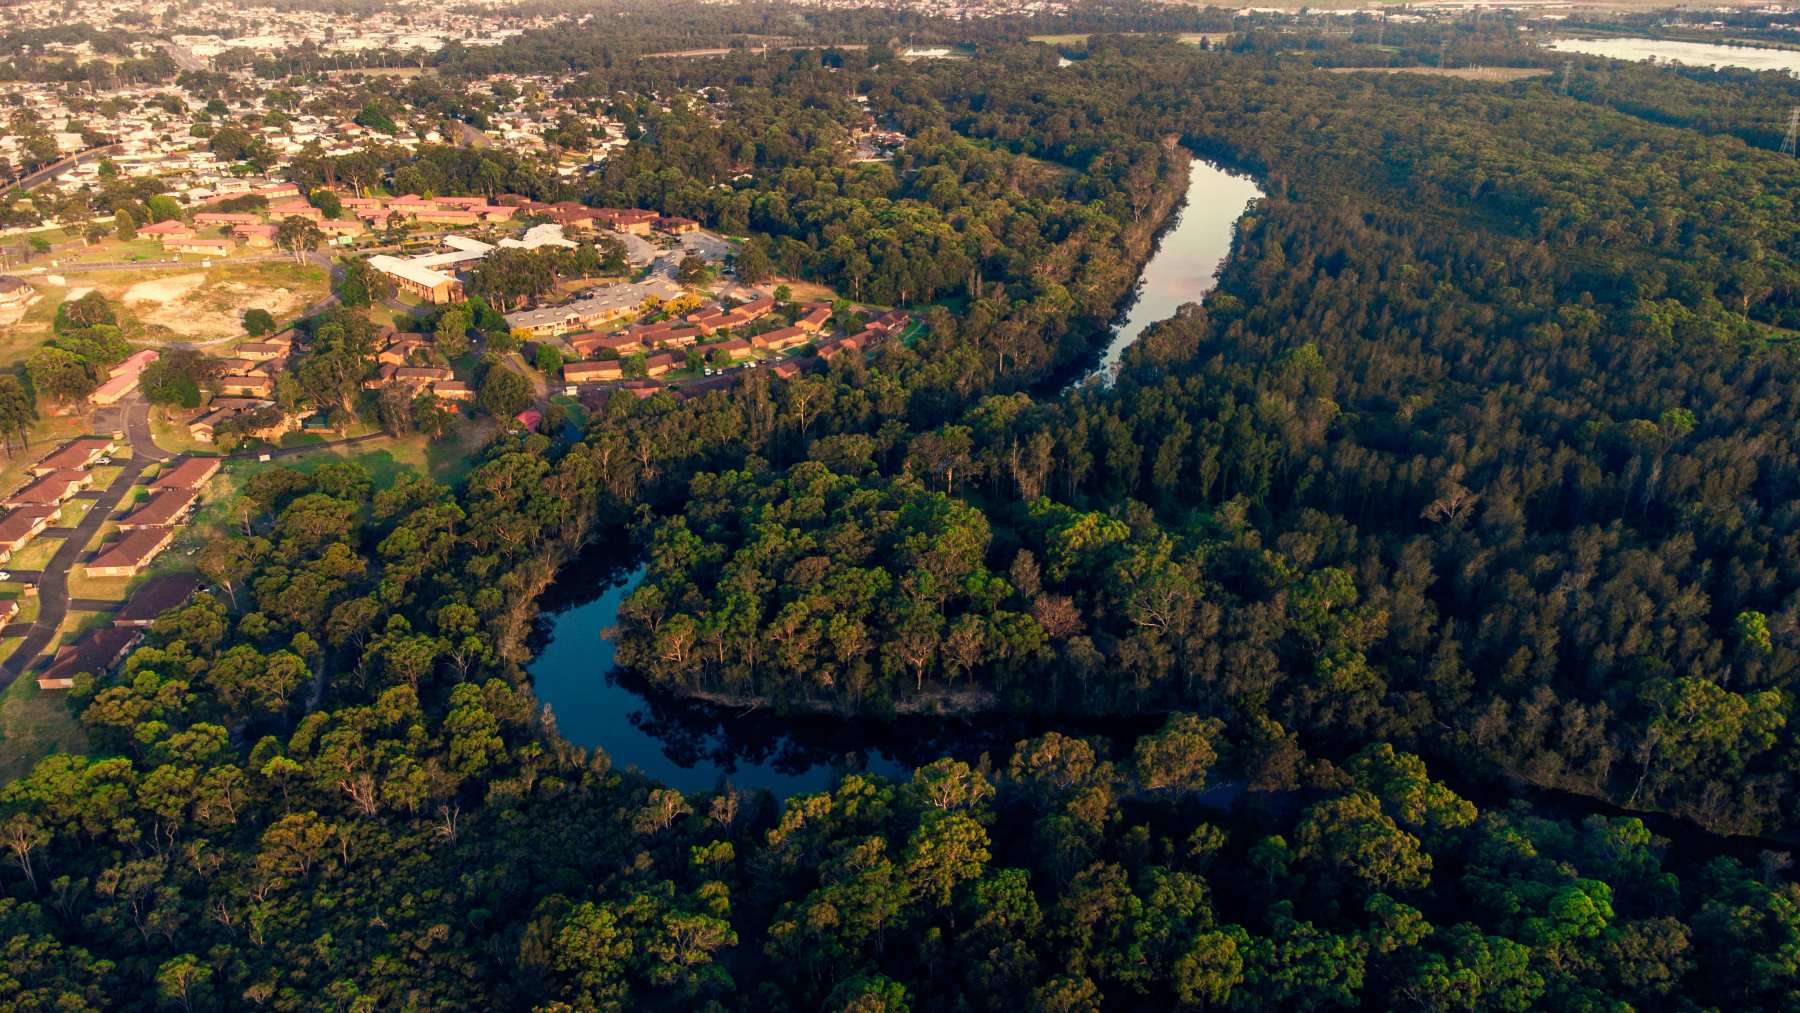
(122, 273, 207, 306)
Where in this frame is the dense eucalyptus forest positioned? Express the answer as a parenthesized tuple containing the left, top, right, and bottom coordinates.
(8, 18, 1800, 1011)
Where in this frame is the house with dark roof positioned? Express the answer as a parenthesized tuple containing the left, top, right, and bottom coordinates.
(86, 526, 177, 578)
(7, 470, 92, 508)
(37, 627, 141, 690)
(119, 489, 198, 530)
(150, 457, 221, 492)
(113, 573, 203, 628)
(32, 438, 115, 476)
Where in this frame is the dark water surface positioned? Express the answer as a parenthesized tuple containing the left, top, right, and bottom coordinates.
(522, 158, 1796, 867)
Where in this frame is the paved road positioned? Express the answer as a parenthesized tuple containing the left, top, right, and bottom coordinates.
(0, 397, 163, 684)
(5, 143, 123, 192)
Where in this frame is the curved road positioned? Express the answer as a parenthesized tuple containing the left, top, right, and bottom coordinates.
(0, 396, 168, 683)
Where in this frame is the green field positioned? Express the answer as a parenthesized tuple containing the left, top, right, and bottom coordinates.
(0, 670, 85, 783)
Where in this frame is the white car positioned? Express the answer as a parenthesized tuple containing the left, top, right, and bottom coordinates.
(0, 571, 13, 581)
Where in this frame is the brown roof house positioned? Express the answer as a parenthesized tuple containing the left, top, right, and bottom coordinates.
(119, 489, 199, 530)
(37, 627, 141, 690)
(150, 457, 221, 492)
(0, 504, 60, 563)
(32, 437, 115, 476)
(7, 469, 92, 508)
(563, 360, 623, 383)
(114, 572, 203, 628)
(86, 526, 176, 578)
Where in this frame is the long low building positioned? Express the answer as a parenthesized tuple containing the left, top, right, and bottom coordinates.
(119, 489, 198, 530)
(368, 254, 464, 304)
(150, 457, 221, 492)
(37, 627, 142, 690)
(86, 525, 177, 578)
(33, 437, 114, 475)
(504, 278, 686, 337)
(0, 504, 59, 563)
(7, 469, 92, 508)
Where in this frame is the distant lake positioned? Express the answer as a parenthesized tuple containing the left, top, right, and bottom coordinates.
(1547, 36, 1800, 75)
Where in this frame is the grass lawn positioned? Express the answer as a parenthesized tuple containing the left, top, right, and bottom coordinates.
(0, 590, 42, 626)
(65, 571, 136, 603)
(773, 278, 841, 304)
(218, 420, 492, 497)
(7, 537, 64, 572)
(147, 412, 225, 460)
(549, 394, 589, 429)
(0, 672, 86, 783)
(56, 498, 97, 528)
(61, 237, 167, 265)
(86, 464, 126, 492)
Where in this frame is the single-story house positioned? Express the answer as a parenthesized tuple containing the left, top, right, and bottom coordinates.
(113, 573, 203, 628)
(168, 237, 233, 256)
(751, 326, 809, 352)
(564, 360, 623, 383)
(0, 504, 60, 561)
(7, 469, 92, 508)
(136, 220, 194, 241)
(118, 489, 199, 530)
(86, 525, 177, 579)
(712, 338, 755, 361)
(150, 457, 221, 492)
(218, 373, 274, 398)
(37, 627, 142, 690)
(33, 438, 115, 476)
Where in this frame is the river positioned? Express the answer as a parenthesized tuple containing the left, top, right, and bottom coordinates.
(1075, 158, 1262, 387)
(1547, 36, 1800, 75)
(521, 153, 1798, 868)
(529, 157, 1263, 796)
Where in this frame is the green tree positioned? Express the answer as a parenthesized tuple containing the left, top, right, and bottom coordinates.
(477, 365, 531, 418)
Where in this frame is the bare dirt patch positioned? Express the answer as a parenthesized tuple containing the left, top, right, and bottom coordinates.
(119, 270, 314, 338)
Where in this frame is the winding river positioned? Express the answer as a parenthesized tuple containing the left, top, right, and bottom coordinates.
(521, 156, 1800, 868)
(529, 158, 1257, 793)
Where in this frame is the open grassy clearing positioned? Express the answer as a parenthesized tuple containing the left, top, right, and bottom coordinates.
(0, 671, 85, 783)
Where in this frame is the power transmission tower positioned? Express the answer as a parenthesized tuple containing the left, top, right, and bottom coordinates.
(1561, 60, 1573, 96)
(1439, 37, 1449, 68)
(1783, 107, 1800, 156)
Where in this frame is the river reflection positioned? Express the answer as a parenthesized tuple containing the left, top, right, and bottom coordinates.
(1077, 158, 1262, 387)
(526, 549, 1167, 796)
